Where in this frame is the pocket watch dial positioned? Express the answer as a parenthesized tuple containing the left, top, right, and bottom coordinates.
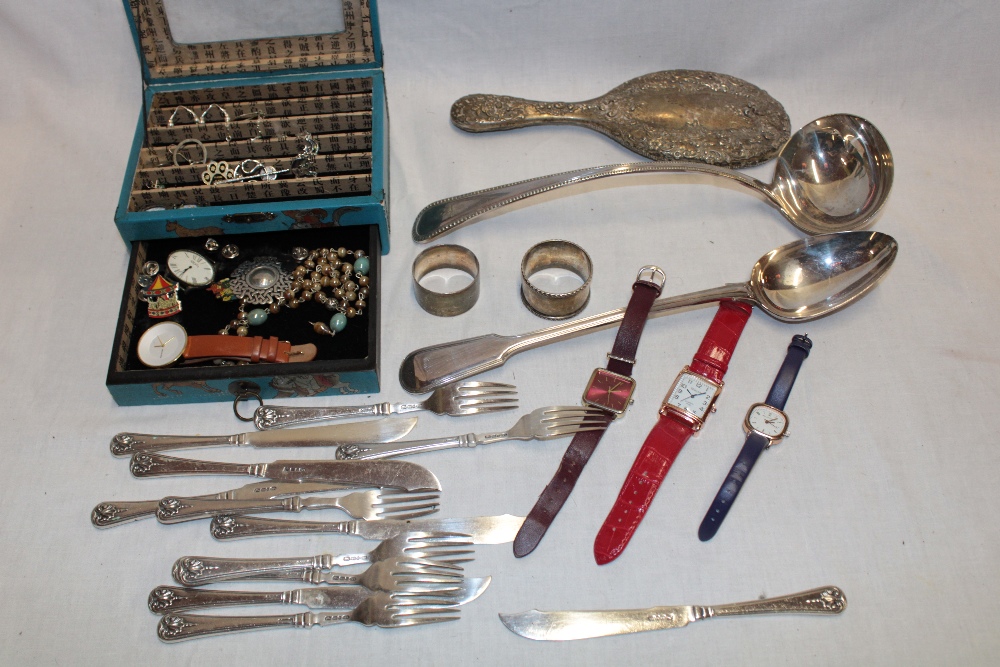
(167, 250, 215, 287)
(664, 371, 720, 419)
(136, 321, 188, 368)
(746, 403, 788, 438)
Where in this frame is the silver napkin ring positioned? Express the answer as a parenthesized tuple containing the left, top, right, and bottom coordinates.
(412, 244, 481, 316)
(520, 239, 593, 319)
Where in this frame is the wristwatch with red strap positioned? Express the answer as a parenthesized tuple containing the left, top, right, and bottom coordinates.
(512, 266, 666, 558)
(593, 299, 753, 565)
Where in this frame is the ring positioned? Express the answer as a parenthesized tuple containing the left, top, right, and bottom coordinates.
(412, 244, 480, 316)
(232, 390, 263, 422)
(172, 139, 208, 167)
(520, 239, 593, 319)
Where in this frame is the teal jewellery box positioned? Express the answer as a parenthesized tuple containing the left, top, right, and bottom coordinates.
(107, 0, 388, 406)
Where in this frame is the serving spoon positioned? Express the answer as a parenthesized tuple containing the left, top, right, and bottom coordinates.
(413, 114, 892, 243)
(400, 231, 897, 393)
(451, 70, 790, 167)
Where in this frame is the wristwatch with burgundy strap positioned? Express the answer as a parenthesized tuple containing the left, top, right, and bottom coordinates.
(512, 266, 666, 558)
(698, 333, 812, 541)
(593, 299, 753, 565)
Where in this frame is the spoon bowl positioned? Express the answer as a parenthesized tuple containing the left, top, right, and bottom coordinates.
(400, 232, 897, 393)
(412, 114, 893, 243)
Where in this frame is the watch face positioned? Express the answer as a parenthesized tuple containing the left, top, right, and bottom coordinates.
(136, 321, 188, 368)
(582, 368, 636, 415)
(167, 250, 215, 287)
(663, 370, 721, 420)
(745, 403, 788, 439)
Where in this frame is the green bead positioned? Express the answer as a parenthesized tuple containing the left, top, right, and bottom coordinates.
(354, 256, 370, 276)
(330, 312, 348, 332)
(247, 308, 268, 326)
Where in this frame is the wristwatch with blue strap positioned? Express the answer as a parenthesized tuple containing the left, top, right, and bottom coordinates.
(697, 333, 813, 541)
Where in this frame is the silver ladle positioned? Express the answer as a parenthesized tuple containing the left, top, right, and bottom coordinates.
(413, 114, 893, 242)
(400, 231, 897, 393)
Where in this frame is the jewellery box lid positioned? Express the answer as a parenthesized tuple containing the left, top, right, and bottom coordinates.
(122, 0, 382, 84)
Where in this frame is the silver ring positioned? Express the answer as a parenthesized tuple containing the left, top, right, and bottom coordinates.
(412, 244, 480, 317)
(520, 239, 593, 319)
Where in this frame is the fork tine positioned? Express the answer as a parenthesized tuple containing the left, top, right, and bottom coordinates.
(454, 381, 516, 391)
(455, 405, 520, 416)
(375, 508, 439, 521)
(456, 396, 519, 405)
(377, 491, 441, 504)
(377, 499, 441, 512)
(543, 425, 607, 437)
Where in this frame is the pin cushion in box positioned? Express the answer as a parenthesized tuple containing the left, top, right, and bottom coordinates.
(106, 225, 380, 406)
(113, 0, 389, 251)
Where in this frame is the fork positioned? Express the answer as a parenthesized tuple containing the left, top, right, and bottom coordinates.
(156, 489, 440, 524)
(335, 405, 610, 460)
(251, 381, 517, 429)
(175, 554, 464, 592)
(157, 590, 460, 641)
(173, 532, 474, 585)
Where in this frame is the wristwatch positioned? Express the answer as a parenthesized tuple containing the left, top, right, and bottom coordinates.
(698, 333, 812, 541)
(136, 322, 317, 368)
(512, 266, 665, 558)
(593, 299, 752, 565)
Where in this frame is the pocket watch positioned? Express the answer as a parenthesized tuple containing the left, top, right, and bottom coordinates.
(166, 249, 216, 287)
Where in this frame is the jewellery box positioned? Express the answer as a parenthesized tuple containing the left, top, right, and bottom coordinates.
(107, 0, 387, 406)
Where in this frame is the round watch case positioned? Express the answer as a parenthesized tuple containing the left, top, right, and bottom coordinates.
(166, 249, 216, 287)
(136, 321, 188, 368)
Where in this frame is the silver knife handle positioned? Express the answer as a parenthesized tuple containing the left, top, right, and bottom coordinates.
(130, 453, 259, 478)
(173, 554, 333, 586)
(157, 496, 308, 524)
(91, 500, 161, 527)
(210, 514, 356, 540)
(158, 612, 327, 641)
(705, 586, 847, 618)
(254, 404, 385, 429)
(336, 435, 474, 460)
(111, 432, 240, 456)
(149, 586, 286, 613)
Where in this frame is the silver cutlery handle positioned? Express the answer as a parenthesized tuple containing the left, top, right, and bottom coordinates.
(173, 554, 335, 585)
(91, 500, 161, 527)
(705, 586, 847, 618)
(158, 612, 340, 641)
(335, 435, 474, 460)
(111, 432, 239, 456)
(157, 496, 317, 523)
(211, 514, 356, 540)
(254, 404, 385, 429)
(130, 453, 257, 478)
(149, 586, 286, 613)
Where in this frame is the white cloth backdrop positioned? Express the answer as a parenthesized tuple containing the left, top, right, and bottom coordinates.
(0, 0, 998, 663)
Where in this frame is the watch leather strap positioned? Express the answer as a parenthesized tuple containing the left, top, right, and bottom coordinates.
(183, 335, 295, 364)
(698, 334, 812, 541)
(593, 299, 752, 564)
(513, 272, 663, 558)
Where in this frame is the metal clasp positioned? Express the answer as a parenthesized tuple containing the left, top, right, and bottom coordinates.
(637, 265, 666, 289)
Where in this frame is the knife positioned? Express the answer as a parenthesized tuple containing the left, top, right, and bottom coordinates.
(129, 453, 441, 491)
(110, 417, 418, 456)
(210, 513, 525, 544)
(91, 480, 352, 528)
(148, 576, 492, 614)
(499, 586, 847, 641)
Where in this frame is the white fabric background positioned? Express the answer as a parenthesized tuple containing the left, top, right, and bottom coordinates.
(1, 0, 998, 663)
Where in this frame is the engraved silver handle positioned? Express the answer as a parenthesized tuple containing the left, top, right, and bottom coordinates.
(211, 514, 356, 540)
(149, 586, 286, 613)
(705, 586, 847, 618)
(158, 612, 340, 641)
(254, 404, 385, 429)
(173, 554, 333, 586)
(336, 435, 472, 460)
(130, 453, 258, 478)
(111, 432, 239, 457)
(91, 500, 161, 527)
(451, 94, 591, 131)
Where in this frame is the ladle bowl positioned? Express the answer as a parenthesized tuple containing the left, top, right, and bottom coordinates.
(412, 114, 893, 242)
(400, 231, 898, 393)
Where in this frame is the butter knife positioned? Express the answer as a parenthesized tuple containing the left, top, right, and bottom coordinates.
(210, 513, 524, 544)
(129, 453, 441, 491)
(91, 480, 351, 528)
(148, 576, 492, 614)
(110, 417, 418, 456)
(499, 586, 847, 641)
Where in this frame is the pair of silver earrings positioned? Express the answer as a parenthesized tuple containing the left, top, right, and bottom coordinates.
(166, 104, 266, 143)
